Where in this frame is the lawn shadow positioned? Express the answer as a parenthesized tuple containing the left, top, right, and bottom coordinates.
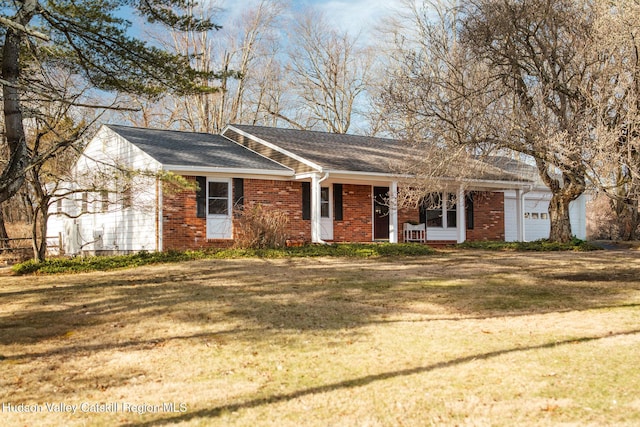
(2, 252, 640, 419)
(124, 327, 640, 426)
(1, 252, 639, 353)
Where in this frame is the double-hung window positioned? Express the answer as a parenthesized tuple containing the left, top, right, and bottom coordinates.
(208, 181, 229, 215)
(421, 192, 459, 228)
(424, 193, 443, 227)
(320, 187, 330, 218)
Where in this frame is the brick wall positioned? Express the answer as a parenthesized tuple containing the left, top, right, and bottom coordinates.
(242, 179, 310, 241)
(162, 177, 311, 250)
(162, 176, 213, 251)
(161, 177, 505, 250)
(241, 181, 375, 243)
(466, 191, 505, 241)
(333, 184, 373, 242)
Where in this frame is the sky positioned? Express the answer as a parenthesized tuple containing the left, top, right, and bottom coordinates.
(118, 0, 406, 43)
(294, 0, 401, 34)
(217, 0, 404, 37)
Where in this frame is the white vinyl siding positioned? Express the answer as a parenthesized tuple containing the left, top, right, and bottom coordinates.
(47, 127, 161, 254)
(504, 191, 587, 241)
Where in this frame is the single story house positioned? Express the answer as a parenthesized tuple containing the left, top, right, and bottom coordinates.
(48, 124, 586, 254)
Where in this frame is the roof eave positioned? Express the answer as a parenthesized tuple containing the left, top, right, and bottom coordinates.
(464, 178, 534, 190)
(163, 165, 295, 177)
(298, 169, 534, 189)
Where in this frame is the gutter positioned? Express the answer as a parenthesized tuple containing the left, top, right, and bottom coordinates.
(163, 165, 294, 177)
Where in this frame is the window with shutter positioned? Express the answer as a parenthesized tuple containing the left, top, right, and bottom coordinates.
(334, 184, 343, 221)
(302, 182, 311, 220)
(196, 176, 206, 218)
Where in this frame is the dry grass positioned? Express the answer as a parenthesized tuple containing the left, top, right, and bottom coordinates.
(1, 250, 640, 426)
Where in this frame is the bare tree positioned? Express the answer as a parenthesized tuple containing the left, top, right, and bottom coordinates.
(586, 0, 640, 240)
(120, 3, 377, 134)
(25, 116, 85, 261)
(280, 9, 375, 133)
(164, 1, 226, 133)
(19, 69, 105, 260)
(226, 0, 285, 124)
(380, 0, 615, 242)
(134, 0, 286, 133)
(246, 53, 288, 127)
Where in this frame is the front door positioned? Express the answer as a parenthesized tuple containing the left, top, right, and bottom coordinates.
(320, 186, 333, 240)
(206, 179, 232, 239)
(373, 186, 389, 240)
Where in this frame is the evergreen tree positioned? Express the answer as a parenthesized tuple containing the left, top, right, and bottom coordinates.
(0, 0, 221, 203)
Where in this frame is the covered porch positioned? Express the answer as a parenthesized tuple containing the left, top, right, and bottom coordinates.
(299, 172, 532, 245)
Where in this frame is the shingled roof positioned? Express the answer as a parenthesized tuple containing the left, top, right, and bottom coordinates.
(224, 124, 532, 183)
(104, 124, 535, 185)
(225, 124, 415, 174)
(106, 125, 291, 173)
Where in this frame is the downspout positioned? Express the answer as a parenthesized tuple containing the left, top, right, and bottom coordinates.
(156, 177, 163, 252)
(389, 181, 399, 243)
(311, 172, 330, 244)
(456, 185, 466, 244)
(515, 184, 532, 242)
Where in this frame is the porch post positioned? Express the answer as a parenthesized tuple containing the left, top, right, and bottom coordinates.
(515, 188, 525, 241)
(456, 186, 466, 243)
(389, 181, 399, 243)
(311, 173, 322, 243)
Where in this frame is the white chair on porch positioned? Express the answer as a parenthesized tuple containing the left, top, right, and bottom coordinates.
(403, 223, 426, 243)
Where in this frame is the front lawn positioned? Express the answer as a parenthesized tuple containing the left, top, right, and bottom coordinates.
(1, 250, 639, 426)
(11, 243, 437, 275)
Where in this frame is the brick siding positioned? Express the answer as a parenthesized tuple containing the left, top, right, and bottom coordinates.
(466, 191, 505, 241)
(161, 177, 505, 250)
(333, 184, 373, 242)
(161, 176, 217, 251)
(242, 179, 310, 241)
(397, 190, 505, 242)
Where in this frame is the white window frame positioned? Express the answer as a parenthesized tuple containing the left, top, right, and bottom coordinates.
(207, 179, 230, 216)
(425, 192, 458, 229)
(206, 178, 232, 239)
(320, 186, 330, 218)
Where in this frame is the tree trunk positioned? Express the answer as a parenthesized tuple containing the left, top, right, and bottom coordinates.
(0, 2, 41, 204)
(548, 192, 574, 243)
(30, 201, 49, 262)
(36, 212, 48, 262)
(0, 26, 30, 204)
(617, 199, 640, 241)
(0, 207, 9, 249)
(536, 158, 585, 243)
